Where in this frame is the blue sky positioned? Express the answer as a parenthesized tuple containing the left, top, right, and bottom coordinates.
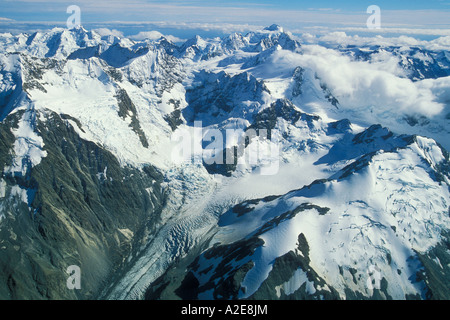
(0, 0, 449, 38)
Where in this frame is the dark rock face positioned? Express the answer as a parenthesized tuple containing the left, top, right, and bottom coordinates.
(163, 99, 183, 132)
(147, 236, 264, 300)
(21, 55, 66, 94)
(146, 203, 335, 301)
(202, 98, 320, 177)
(115, 88, 149, 148)
(249, 233, 340, 300)
(250, 99, 320, 132)
(68, 43, 150, 68)
(415, 232, 450, 300)
(183, 71, 270, 126)
(291, 67, 304, 98)
(0, 110, 165, 299)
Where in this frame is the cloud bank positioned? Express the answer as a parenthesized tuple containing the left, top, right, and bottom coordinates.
(268, 43, 449, 118)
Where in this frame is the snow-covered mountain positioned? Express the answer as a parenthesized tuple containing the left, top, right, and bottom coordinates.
(0, 25, 449, 300)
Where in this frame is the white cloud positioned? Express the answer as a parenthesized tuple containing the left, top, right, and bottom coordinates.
(417, 76, 450, 109)
(340, 27, 450, 37)
(297, 31, 450, 51)
(129, 30, 185, 43)
(136, 21, 263, 35)
(269, 45, 448, 118)
(93, 27, 124, 38)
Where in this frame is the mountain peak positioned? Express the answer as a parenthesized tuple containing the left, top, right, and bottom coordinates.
(264, 24, 284, 32)
(67, 25, 88, 32)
